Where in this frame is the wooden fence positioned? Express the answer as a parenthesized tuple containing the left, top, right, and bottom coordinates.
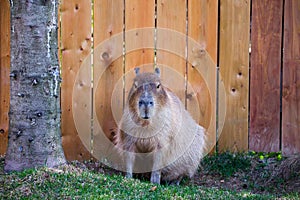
(0, 0, 299, 160)
(0, 0, 10, 157)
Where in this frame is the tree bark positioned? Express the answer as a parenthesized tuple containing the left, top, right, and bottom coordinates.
(4, 0, 66, 172)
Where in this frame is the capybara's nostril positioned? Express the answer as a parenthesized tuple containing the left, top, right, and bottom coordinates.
(139, 100, 153, 107)
(138, 100, 143, 107)
(149, 100, 154, 106)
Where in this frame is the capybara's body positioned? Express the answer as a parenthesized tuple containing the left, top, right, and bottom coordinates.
(115, 68, 206, 184)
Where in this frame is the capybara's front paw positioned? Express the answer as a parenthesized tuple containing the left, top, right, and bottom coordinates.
(126, 172, 133, 179)
(150, 171, 161, 184)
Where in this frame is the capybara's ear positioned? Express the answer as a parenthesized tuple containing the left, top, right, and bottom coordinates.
(134, 67, 140, 75)
(154, 67, 160, 77)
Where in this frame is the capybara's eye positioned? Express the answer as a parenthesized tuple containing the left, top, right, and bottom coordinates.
(156, 83, 161, 89)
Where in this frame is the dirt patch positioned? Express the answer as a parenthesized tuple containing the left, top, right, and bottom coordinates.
(193, 155, 300, 195)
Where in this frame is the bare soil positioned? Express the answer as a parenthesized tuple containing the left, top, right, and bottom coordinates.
(193, 155, 300, 195)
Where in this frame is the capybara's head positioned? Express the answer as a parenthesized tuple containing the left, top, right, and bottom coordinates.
(128, 68, 168, 125)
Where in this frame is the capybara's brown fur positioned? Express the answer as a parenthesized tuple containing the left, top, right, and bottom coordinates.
(115, 68, 206, 184)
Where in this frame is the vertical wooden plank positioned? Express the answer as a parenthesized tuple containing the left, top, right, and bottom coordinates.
(249, 0, 283, 152)
(60, 0, 92, 160)
(124, 0, 155, 71)
(188, 0, 218, 63)
(218, 0, 250, 152)
(187, 0, 218, 153)
(93, 0, 124, 148)
(124, 0, 155, 96)
(282, 0, 300, 155)
(157, 0, 187, 103)
(0, 0, 10, 155)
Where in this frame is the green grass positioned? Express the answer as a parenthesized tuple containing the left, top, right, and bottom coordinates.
(1, 167, 274, 200)
(1, 153, 299, 199)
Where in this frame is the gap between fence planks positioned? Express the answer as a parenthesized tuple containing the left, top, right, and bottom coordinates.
(0, 0, 10, 155)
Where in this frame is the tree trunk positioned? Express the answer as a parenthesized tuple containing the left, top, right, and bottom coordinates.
(4, 0, 66, 172)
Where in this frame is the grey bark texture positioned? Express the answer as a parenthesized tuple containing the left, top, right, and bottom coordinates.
(4, 0, 66, 172)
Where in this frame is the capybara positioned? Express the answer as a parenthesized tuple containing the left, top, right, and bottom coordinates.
(115, 68, 206, 185)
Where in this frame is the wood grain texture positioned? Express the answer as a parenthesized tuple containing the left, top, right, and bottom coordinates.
(282, 0, 300, 155)
(0, 0, 10, 155)
(249, 0, 283, 152)
(3, 0, 299, 156)
(156, 0, 187, 103)
(218, 0, 250, 152)
(187, 0, 218, 153)
(94, 0, 124, 145)
(60, 0, 92, 160)
(124, 0, 155, 98)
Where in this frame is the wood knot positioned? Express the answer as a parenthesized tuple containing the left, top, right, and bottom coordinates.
(231, 88, 237, 93)
(186, 93, 194, 100)
(101, 51, 111, 62)
(192, 47, 206, 59)
(199, 49, 206, 55)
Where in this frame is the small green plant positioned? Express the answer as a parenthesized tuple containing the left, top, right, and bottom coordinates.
(250, 151, 283, 161)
